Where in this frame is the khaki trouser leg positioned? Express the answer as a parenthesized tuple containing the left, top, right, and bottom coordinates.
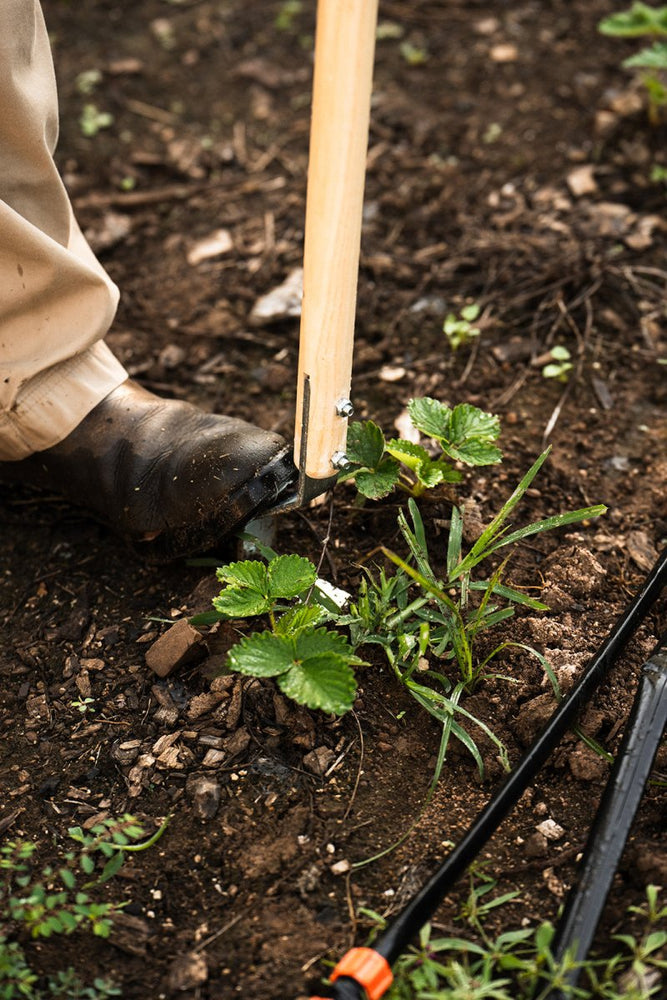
(0, 0, 127, 461)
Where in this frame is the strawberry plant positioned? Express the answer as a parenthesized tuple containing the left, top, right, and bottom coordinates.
(599, 4, 667, 123)
(340, 397, 502, 499)
(443, 303, 481, 351)
(206, 554, 364, 715)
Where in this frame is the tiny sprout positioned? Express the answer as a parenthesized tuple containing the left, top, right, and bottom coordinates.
(542, 345, 573, 382)
(80, 104, 114, 138)
(443, 303, 481, 351)
(76, 69, 103, 96)
(399, 41, 429, 65)
(71, 697, 95, 714)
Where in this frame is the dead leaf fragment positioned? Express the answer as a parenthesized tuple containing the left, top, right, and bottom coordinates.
(626, 530, 658, 572)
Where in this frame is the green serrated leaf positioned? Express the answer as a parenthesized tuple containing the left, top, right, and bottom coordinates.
(346, 420, 386, 468)
(293, 626, 359, 661)
(599, 4, 667, 38)
(277, 656, 357, 714)
(228, 631, 295, 677)
(216, 559, 268, 592)
(624, 40, 667, 67)
(407, 397, 452, 439)
(420, 458, 462, 486)
(386, 439, 432, 470)
(354, 460, 401, 499)
(275, 605, 326, 635)
(267, 554, 317, 599)
(213, 588, 271, 618)
(446, 438, 503, 467)
(448, 403, 500, 447)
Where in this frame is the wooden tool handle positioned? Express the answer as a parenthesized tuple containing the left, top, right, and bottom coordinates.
(294, 0, 378, 479)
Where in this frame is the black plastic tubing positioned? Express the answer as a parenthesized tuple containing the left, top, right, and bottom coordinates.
(548, 641, 667, 998)
(371, 548, 667, 967)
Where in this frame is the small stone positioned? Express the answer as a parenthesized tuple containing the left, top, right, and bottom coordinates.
(168, 951, 208, 992)
(186, 775, 222, 820)
(536, 819, 565, 841)
(524, 832, 549, 858)
(567, 165, 597, 197)
(249, 267, 303, 325)
(489, 43, 518, 63)
(186, 228, 233, 266)
(111, 740, 142, 766)
(145, 620, 205, 677)
(302, 746, 336, 776)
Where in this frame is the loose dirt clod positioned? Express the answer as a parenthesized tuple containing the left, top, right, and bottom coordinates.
(145, 619, 205, 677)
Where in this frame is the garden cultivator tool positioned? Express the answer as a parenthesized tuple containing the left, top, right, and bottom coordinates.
(266, 0, 379, 517)
(309, 550, 667, 1000)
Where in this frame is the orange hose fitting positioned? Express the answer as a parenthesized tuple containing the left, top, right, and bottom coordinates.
(330, 947, 393, 1000)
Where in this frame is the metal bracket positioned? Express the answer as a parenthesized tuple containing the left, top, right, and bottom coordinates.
(266, 374, 338, 515)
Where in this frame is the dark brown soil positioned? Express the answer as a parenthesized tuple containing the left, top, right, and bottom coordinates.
(1, 2, 665, 998)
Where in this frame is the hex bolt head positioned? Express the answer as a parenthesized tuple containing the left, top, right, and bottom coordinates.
(331, 451, 352, 470)
(335, 398, 355, 418)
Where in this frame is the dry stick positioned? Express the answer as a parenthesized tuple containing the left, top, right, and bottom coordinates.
(294, 0, 379, 480)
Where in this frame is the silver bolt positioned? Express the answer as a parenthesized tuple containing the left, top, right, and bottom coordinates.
(331, 451, 351, 470)
(335, 398, 354, 418)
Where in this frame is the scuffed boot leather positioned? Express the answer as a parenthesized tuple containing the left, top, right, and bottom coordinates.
(1, 380, 297, 558)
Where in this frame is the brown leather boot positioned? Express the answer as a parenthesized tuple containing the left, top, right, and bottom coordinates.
(1, 380, 296, 559)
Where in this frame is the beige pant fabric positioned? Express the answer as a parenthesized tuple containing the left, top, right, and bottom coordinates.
(0, 0, 127, 461)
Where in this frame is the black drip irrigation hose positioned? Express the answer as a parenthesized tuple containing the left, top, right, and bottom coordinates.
(547, 639, 667, 999)
(320, 548, 666, 1000)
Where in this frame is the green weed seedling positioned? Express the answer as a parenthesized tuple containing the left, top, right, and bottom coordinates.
(341, 448, 604, 783)
(340, 397, 502, 499)
(1, 815, 167, 999)
(599, 4, 667, 123)
(542, 346, 573, 382)
(443, 303, 481, 351)
(199, 552, 365, 715)
(361, 884, 666, 1000)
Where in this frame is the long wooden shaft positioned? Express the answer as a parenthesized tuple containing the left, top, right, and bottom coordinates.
(294, 0, 378, 479)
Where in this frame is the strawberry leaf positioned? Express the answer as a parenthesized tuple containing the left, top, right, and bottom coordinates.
(407, 397, 452, 439)
(355, 460, 401, 499)
(267, 554, 317, 599)
(346, 420, 386, 468)
(227, 631, 295, 677)
(278, 657, 357, 715)
(213, 588, 271, 618)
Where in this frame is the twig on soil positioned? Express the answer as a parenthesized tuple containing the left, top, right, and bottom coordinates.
(342, 711, 365, 825)
(192, 911, 245, 954)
